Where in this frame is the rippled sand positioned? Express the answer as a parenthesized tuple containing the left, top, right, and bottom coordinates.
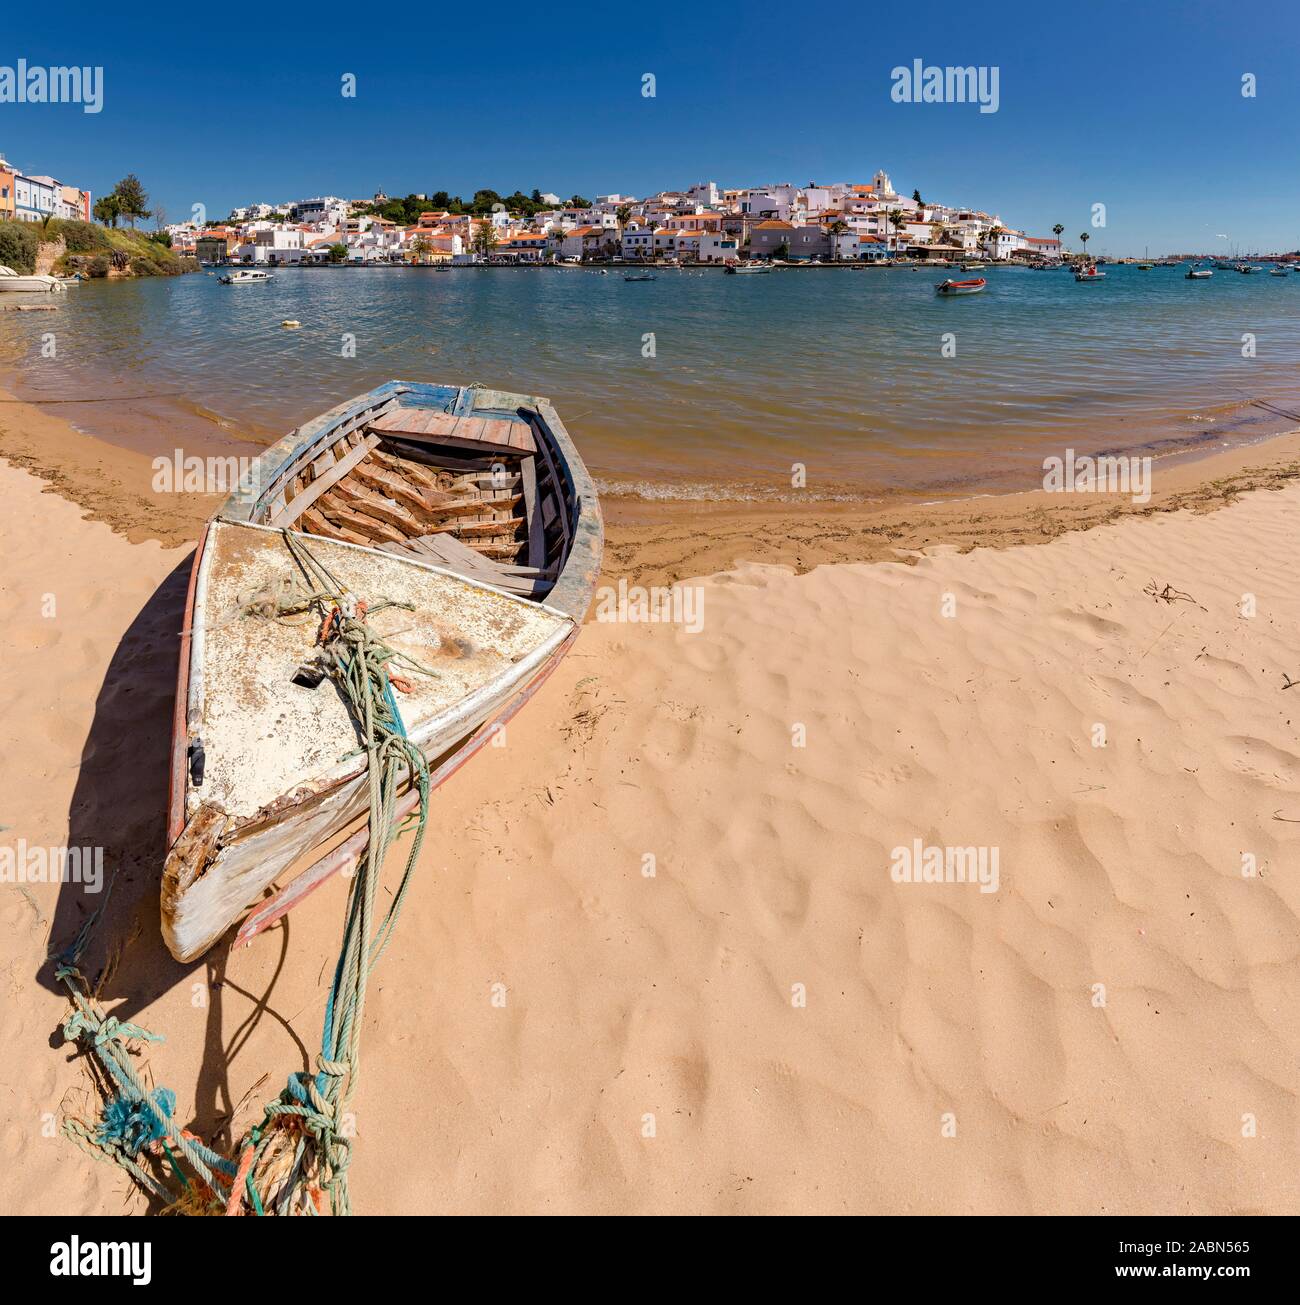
(1, 418, 1296, 1213)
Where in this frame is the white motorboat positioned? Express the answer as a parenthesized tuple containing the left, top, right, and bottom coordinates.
(724, 262, 773, 275)
(219, 269, 275, 284)
(0, 264, 68, 293)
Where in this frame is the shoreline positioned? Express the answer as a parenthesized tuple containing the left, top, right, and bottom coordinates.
(3, 381, 1299, 585)
(3, 426, 1297, 1214)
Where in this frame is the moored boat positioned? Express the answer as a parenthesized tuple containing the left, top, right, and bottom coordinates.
(0, 264, 68, 293)
(219, 269, 275, 284)
(1186, 266, 1213, 279)
(935, 277, 986, 296)
(724, 262, 772, 275)
(1269, 266, 1288, 277)
(161, 380, 603, 961)
(624, 273, 655, 281)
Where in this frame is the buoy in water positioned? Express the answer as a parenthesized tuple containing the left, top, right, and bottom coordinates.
(281, 319, 301, 329)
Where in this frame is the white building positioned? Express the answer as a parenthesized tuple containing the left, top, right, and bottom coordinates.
(293, 196, 349, 226)
(13, 172, 58, 222)
(698, 232, 739, 263)
(621, 226, 654, 259)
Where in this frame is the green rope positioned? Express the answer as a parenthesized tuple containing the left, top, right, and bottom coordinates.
(56, 529, 435, 1215)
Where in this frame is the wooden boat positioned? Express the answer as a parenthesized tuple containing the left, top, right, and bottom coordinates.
(161, 380, 603, 961)
(935, 277, 986, 296)
(219, 269, 274, 284)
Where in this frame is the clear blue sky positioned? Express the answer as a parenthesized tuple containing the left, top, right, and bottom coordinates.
(4, 0, 1298, 254)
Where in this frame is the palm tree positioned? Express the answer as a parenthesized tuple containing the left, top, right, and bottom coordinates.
(887, 208, 906, 252)
(1079, 232, 1090, 253)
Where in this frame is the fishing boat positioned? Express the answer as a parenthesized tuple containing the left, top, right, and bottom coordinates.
(724, 262, 773, 275)
(161, 380, 603, 962)
(624, 273, 655, 282)
(219, 269, 275, 284)
(1186, 266, 1213, 279)
(1075, 264, 1106, 282)
(935, 277, 986, 296)
(0, 264, 68, 293)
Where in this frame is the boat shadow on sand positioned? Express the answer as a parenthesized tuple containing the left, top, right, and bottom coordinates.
(41, 550, 309, 1167)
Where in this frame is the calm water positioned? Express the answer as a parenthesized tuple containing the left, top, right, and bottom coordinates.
(2, 264, 1299, 502)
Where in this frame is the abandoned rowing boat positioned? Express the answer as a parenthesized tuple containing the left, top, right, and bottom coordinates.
(162, 380, 603, 961)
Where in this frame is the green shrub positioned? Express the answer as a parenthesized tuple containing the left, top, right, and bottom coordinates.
(56, 219, 112, 253)
(59, 253, 110, 278)
(0, 220, 42, 274)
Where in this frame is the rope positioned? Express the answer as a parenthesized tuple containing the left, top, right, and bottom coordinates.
(56, 529, 435, 1214)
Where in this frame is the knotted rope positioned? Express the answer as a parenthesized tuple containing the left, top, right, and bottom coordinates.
(57, 530, 435, 1215)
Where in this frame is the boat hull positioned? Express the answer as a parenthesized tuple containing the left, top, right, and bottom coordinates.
(935, 278, 986, 296)
(162, 380, 604, 961)
(0, 276, 67, 292)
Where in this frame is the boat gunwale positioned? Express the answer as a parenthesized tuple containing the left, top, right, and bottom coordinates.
(163, 380, 604, 956)
(216, 380, 603, 621)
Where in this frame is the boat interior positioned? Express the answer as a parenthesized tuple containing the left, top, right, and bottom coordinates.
(250, 395, 575, 603)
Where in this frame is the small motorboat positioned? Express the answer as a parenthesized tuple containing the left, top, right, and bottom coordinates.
(0, 264, 68, 293)
(1236, 264, 1260, 274)
(935, 277, 986, 296)
(1186, 267, 1213, 279)
(961, 262, 987, 271)
(219, 269, 275, 284)
(161, 380, 603, 962)
(1269, 266, 1289, 277)
(1136, 261, 1154, 270)
(725, 262, 772, 275)
(624, 273, 655, 281)
(1075, 264, 1106, 282)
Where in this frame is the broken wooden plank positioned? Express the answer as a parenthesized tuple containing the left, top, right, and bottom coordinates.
(272, 434, 380, 528)
(301, 506, 370, 547)
(332, 480, 424, 534)
(316, 501, 408, 546)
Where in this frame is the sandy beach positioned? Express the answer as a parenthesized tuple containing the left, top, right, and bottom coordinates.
(1, 393, 1297, 1216)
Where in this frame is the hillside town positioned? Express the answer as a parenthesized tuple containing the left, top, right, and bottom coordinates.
(169, 171, 1065, 267)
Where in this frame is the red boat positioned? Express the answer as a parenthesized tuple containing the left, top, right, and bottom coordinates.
(935, 277, 987, 296)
